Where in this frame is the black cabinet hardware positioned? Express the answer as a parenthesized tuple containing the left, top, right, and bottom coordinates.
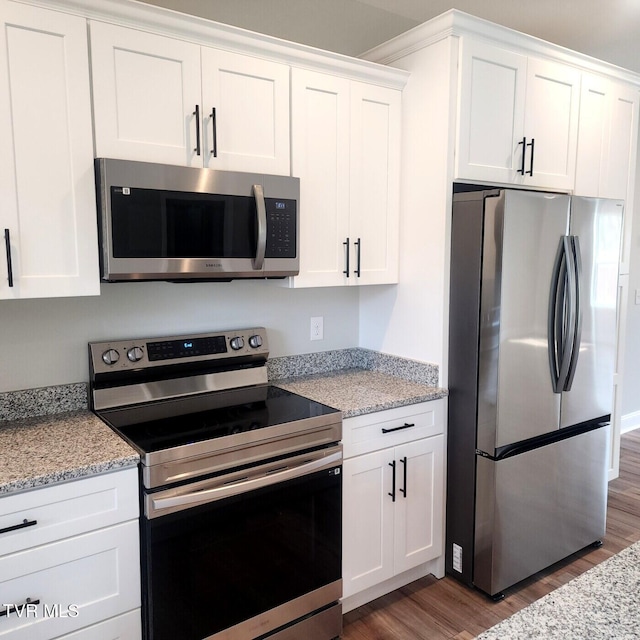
(388, 460, 396, 502)
(527, 138, 535, 176)
(381, 422, 415, 434)
(0, 598, 40, 618)
(0, 518, 37, 536)
(193, 105, 201, 156)
(343, 237, 350, 277)
(354, 237, 361, 277)
(399, 456, 407, 498)
(4, 229, 13, 288)
(517, 137, 527, 175)
(211, 107, 218, 157)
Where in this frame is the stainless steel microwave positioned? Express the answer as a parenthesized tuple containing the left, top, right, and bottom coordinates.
(95, 158, 299, 281)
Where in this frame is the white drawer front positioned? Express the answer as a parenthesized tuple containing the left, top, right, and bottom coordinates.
(58, 610, 141, 640)
(0, 521, 141, 640)
(0, 468, 138, 557)
(343, 400, 445, 458)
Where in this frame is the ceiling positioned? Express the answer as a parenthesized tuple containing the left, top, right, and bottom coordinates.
(140, 0, 640, 74)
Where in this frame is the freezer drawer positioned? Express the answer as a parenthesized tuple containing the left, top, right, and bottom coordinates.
(474, 424, 609, 596)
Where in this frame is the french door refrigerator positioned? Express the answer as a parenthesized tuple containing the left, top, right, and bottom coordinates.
(447, 187, 623, 598)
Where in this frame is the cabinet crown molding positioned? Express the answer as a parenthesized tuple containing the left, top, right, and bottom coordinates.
(14, 0, 409, 88)
(362, 8, 640, 87)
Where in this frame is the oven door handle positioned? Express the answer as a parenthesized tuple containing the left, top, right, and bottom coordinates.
(148, 449, 342, 518)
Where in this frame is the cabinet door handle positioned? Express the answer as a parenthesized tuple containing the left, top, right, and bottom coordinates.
(517, 137, 527, 175)
(354, 237, 361, 277)
(210, 107, 218, 157)
(527, 138, 535, 176)
(343, 237, 350, 278)
(193, 104, 201, 156)
(399, 456, 407, 498)
(0, 518, 37, 536)
(381, 422, 415, 434)
(4, 229, 13, 288)
(0, 598, 40, 618)
(388, 460, 396, 502)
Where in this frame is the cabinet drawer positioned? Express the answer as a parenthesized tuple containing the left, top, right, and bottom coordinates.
(343, 400, 445, 458)
(0, 468, 138, 557)
(0, 521, 140, 640)
(58, 610, 141, 640)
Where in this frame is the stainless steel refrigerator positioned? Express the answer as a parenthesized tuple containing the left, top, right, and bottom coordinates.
(446, 187, 622, 598)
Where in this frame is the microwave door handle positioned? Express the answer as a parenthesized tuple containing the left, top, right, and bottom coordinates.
(253, 184, 267, 270)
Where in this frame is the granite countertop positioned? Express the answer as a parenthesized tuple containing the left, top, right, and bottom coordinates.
(0, 347, 445, 496)
(0, 410, 139, 496)
(274, 368, 447, 418)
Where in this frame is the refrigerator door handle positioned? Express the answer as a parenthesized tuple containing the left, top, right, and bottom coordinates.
(548, 237, 567, 392)
(548, 236, 576, 393)
(557, 236, 577, 392)
(563, 236, 582, 391)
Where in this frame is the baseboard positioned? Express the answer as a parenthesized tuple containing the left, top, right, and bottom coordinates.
(341, 556, 444, 614)
(621, 410, 640, 435)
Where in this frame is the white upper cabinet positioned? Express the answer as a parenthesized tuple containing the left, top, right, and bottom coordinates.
(201, 49, 290, 174)
(90, 21, 202, 168)
(349, 82, 401, 285)
(0, 0, 99, 299)
(575, 74, 638, 272)
(90, 21, 290, 175)
(456, 38, 581, 190)
(290, 69, 351, 287)
(576, 75, 639, 202)
(290, 69, 401, 287)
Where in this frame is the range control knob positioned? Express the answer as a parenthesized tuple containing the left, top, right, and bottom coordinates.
(101, 349, 120, 366)
(248, 335, 263, 349)
(230, 336, 245, 351)
(127, 346, 144, 362)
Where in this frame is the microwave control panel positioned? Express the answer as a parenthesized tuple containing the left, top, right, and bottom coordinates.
(265, 198, 296, 258)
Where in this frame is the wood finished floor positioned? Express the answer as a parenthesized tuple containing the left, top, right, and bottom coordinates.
(342, 429, 640, 640)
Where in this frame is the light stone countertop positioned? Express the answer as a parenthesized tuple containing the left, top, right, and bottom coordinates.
(0, 348, 445, 496)
(0, 410, 139, 496)
(274, 368, 447, 418)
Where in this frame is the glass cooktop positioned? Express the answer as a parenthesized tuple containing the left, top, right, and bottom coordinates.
(97, 386, 339, 455)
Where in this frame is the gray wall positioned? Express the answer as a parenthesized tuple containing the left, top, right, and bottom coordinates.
(0, 282, 359, 392)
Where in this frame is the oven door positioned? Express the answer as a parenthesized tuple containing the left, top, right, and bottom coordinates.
(142, 446, 342, 640)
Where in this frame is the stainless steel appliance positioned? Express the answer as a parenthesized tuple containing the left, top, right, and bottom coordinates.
(447, 187, 622, 598)
(95, 158, 299, 281)
(89, 328, 342, 640)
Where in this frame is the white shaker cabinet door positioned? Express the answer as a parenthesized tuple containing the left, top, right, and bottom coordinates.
(521, 57, 581, 191)
(575, 72, 611, 197)
(456, 39, 527, 184)
(349, 82, 401, 285)
(201, 49, 290, 175)
(89, 21, 202, 167)
(603, 84, 639, 203)
(290, 68, 350, 287)
(342, 450, 395, 598)
(392, 435, 444, 575)
(0, 1, 99, 298)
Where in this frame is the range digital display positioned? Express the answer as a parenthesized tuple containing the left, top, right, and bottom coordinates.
(147, 336, 228, 361)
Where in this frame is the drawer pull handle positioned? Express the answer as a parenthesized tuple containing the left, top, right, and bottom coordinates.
(0, 518, 37, 536)
(381, 422, 415, 434)
(0, 598, 40, 618)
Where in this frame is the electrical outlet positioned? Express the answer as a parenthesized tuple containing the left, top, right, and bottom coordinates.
(635, 289, 640, 305)
(310, 316, 324, 341)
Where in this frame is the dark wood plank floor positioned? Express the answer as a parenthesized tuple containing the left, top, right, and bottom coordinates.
(342, 429, 640, 640)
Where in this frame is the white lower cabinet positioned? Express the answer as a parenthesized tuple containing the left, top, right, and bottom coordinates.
(57, 611, 141, 640)
(342, 401, 445, 605)
(0, 468, 141, 640)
